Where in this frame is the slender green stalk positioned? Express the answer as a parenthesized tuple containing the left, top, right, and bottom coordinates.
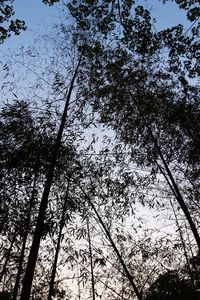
(86, 216, 95, 300)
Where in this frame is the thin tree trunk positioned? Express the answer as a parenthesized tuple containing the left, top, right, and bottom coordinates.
(0, 229, 17, 283)
(154, 137, 200, 251)
(12, 171, 37, 300)
(47, 216, 63, 300)
(20, 54, 82, 300)
(134, 99, 200, 251)
(86, 216, 95, 300)
(185, 224, 200, 287)
(48, 181, 70, 300)
(170, 200, 194, 286)
(77, 265, 81, 300)
(121, 277, 125, 300)
(75, 181, 142, 300)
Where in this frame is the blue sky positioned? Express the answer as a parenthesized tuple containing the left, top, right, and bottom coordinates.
(1, 0, 61, 50)
(1, 0, 190, 52)
(141, 0, 190, 30)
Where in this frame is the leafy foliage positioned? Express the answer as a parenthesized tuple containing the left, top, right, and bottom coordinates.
(145, 271, 199, 300)
(0, 0, 26, 43)
(0, 0, 61, 44)
(42, 0, 60, 5)
(1, 1, 200, 299)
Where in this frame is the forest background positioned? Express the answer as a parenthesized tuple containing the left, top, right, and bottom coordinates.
(0, 0, 200, 299)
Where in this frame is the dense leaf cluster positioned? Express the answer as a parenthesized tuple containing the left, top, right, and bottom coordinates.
(0, 0, 26, 43)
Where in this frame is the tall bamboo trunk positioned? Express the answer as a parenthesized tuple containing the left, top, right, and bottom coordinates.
(48, 182, 70, 300)
(75, 181, 142, 300)
(135, 100, 200, 251)
(86, 216, 95, 300)
(0, 229, 17, 283)
(12, 171, 37, 300)
(20, 54, 82, 300)
(171, 200, 194, 286)
(154, 136, 200, 251)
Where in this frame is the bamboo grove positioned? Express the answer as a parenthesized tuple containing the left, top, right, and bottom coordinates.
(0, 0, 200, 299)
